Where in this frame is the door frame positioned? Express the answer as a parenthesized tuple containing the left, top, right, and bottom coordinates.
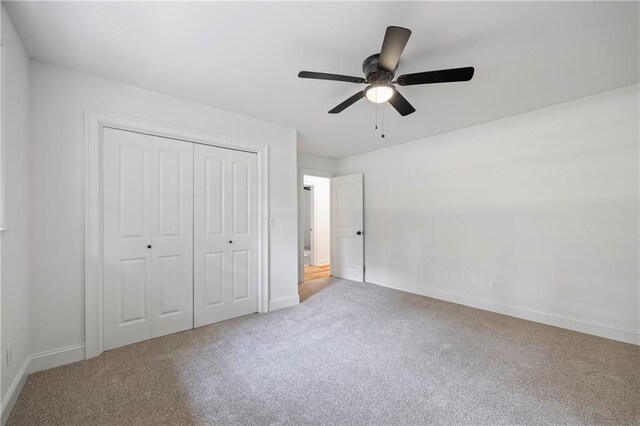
(297, 168, 334, 283)
(84, 108, 270, 359)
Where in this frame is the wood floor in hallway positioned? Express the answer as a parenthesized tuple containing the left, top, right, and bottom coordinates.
(299, 264, 332, 302)
(304, 264, 330, 281)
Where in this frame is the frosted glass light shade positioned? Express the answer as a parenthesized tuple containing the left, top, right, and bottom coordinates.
(365, 84, 395, 104)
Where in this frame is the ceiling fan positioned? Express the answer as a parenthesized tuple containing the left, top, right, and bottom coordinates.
(298, 26, 474, 116)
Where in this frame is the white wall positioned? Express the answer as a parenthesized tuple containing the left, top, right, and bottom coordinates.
(1, 3, 30, 412)
(29, 61, 299, 355)
(298, 152, 339, 175)
(304, 175, 331, 265)
(339, 84, 640, 344)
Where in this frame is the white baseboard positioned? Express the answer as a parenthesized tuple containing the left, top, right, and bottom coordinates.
(269, 294, 300, 311)
(370, 279, 640, 345)
(316, 258, 330, 266)
(1, 356, 30, 425)
(0, 343, 86, 424)
(29, 344, 85, 374)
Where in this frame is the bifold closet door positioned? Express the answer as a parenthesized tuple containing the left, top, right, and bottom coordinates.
(103, 128, 194, 350)
(193, 143, 258, 327)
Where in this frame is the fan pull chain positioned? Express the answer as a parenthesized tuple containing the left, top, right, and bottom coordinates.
(381, 107, 385, 138)
(374, 103, 378, 130)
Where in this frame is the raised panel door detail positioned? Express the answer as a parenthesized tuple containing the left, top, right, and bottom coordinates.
(119, 144, 146, 238)
(119, 258, 148, 325)
(194, 145, 258, 327)
(158, 255, 182, 316)
(205, 157, 224, 236)
(104, 128, 153, 350)
(232, 161, 249, 235)
(331, 173, 364, 282)
(150, 136, 193, 338)
(337, 182, 356, 228)
(232, 250, 249, 301)
(336, 237, 359, 268)
(158, 150, 181, 237)
(104, 128, 193, 350)
(205, 252, 224, 306)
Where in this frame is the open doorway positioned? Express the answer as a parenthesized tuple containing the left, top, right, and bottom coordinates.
(298, 170, 364, 301)
(301, 175, 331, 283)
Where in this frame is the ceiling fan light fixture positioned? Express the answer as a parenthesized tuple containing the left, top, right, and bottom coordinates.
(365, 84, 395, 104)
(299, 26, 473, 116)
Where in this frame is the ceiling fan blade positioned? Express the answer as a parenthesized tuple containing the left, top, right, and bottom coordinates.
(298, 71, 366, 84)
(388, 90, 416, 116)
(328, 91, 365, 114)
(397, 67, 475, 86)
(378, 26, 412, 72)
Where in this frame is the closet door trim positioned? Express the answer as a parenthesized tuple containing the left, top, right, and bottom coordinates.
(85, 109, 269, 359)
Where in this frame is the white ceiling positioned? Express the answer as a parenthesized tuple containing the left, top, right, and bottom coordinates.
(5, 1, 639, 158)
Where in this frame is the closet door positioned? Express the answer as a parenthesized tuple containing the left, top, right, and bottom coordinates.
(103, 128, 194, 350)
(150, 136, 194, 337)
(193, 144, 258, 327)
(226, 149, 259, 318)
(103, 128, 154, 350)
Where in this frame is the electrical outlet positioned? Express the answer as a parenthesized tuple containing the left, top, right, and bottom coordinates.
(471, 275, 479, 287)
(490, 279, 499, 291)
(6, 343, 12, 366)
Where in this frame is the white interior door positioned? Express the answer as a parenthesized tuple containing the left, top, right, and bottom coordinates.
(331, 173, 364, 281)
(150, 136, 194, 338)
(103, 129, 153, 349)
(103, 128, 194, 350)
(193, 143, 258, 327)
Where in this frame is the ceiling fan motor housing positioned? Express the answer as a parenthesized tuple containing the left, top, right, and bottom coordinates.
(363, 54, 395, 84)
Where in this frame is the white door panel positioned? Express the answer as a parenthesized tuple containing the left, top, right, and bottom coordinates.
(118, 258, 148, 324)
(331, 173, 364, 281)
(194, 144, 258, 327)
(103, 128, 154, 350)
(231, 160, 250, 235)
(228, 151, 258, 310)
(194, 145, 229, 325)
(150, 137, 194, 337)
(232, 250, 250, 300)
(227, 150, 258, 317)
(204, 251, 224, 306)
(104, 128, 258, 349)
(103, 129, 194, 350)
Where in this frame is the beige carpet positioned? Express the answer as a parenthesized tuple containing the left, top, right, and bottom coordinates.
(8, 278, 640, 425)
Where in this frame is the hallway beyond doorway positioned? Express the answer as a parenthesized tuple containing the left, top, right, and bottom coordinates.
(304, 264, 330, 282)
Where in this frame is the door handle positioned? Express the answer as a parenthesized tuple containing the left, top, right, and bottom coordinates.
(356, 231, 362, 236)
(147, 245, 152, 249)
(229, 240, 233, 244)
